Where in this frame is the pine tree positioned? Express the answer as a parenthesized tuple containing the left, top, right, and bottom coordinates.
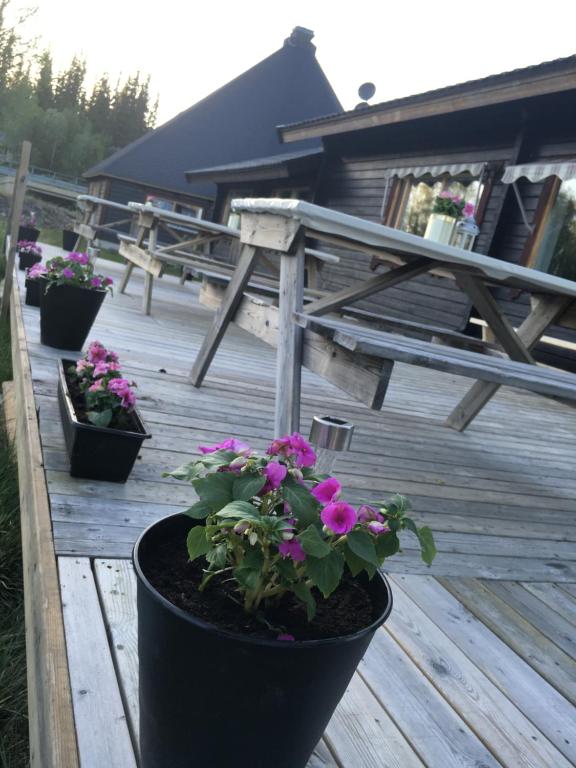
(35, 49, 53, 109)
(86, 74, 112, 136)
(53, 55, 86, 113)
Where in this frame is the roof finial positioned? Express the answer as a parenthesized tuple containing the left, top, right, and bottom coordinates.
(285, 27, 316, 51)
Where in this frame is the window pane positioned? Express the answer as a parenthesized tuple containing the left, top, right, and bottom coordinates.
(533, 179, 576, 281)
(399, 178, 481, 237)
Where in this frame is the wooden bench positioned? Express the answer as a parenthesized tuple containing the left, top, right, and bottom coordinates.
(295, 313, 576, 425)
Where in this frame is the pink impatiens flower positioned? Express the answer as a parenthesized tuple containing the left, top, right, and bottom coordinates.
(262, 461, 287, 490)
(321, 501, 357, 535)
(267, 433, 316, 468)
(278, 539, 306, 562)
(198, 438, 251, 455)
(463, 202, 475, 218)
(61, 267, 74, 279)
(91, 276, 102, 288)
(86, 341, 108, 363)
(358, 505, 385, 524)
(88, 379, 104, 392)
(367, 520, 391, 535)
(311, 477, 341, 505)
(67, 252, 89, 265)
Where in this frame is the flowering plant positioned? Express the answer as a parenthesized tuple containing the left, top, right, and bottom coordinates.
(17, 240, 42, 256)
(20, 210, 37, 227)
(44, 253, 113, 292)
(432, 191, 475, 220)
(165, 434, 435, 625)
(26, 262, 48, 280)
(66, 341, 137, 428)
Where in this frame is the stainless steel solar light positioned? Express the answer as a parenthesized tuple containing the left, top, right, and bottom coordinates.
(309, 416, 355, 474)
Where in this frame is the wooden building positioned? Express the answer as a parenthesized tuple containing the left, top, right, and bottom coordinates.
(188, 54, 576, 368)
(82, 27, 341, 230)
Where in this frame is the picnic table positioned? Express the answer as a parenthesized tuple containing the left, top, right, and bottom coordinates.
(190, 198, 576, 433)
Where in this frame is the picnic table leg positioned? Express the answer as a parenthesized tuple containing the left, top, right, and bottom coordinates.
(118, 263, 134, 294)
(189, 243, 259, 387)
(275, 236, 305, 437)
(141, 224, 158, 315)
(446, 295, 572, 430)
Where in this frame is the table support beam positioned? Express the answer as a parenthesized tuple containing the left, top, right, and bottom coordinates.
(446, 295, 572, 430)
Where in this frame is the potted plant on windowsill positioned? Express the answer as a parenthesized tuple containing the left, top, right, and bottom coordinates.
(134, 435, 436, 768)
(18, 210, 40, 242)
(39, 252, 113, 350)
(58, 341, 151, 481)
(25, 262, 48, 306)
(424, 193, 474, 245)
(17, 240, 42, 270)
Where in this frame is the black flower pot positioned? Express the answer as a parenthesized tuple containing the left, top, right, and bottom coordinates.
(18, 250, 42, 271)
(57, 359, 151, 482)
(25, 278, 42, 307)
(62, 229, 77, 251)
(40, 281, 106, 350)
(133, 514, 393, 768)
(18, 225, 40, 242)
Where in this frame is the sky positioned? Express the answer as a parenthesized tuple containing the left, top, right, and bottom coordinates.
(12, 0, 576, 126)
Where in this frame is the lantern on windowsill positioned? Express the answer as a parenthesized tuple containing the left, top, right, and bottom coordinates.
(452, 215, 480, 250)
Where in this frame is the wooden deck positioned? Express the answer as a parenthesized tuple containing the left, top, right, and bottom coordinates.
(10, 250, 576, 767)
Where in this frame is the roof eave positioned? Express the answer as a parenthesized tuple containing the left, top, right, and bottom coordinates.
(280, 67, 576, 143)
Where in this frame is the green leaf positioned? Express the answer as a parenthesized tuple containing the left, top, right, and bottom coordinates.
(417, 526, 437, 566)
(163, 461, 202, 481)
(292, 582, 316, 621)
(216, 500, 260, 520)
(233, 473, 265, 501)
(242, 546, 264, 570)
(346, 529, 380, 567)
(192, 472, 236, 511)
(183, 500, 213, 520)
(297, 525, 331, 558)
(305, 550, 344, 598)
(276, 557, 297, 582)
(343, 543, 366, 577)
(206, 543, 228, 569)
(234, 565, 260, 590)
(374, 532, 400, 561)
(186, 526, 210, 562)
(86, 409, 113, 428)
(283, 479, 320, 528)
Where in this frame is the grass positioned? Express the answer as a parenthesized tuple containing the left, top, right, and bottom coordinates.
(0, 317, 28, 768)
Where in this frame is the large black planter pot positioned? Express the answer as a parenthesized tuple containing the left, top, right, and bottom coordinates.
(18, 225, 40, 242)
(25, 278, 42, 307)
(62, 229, 77, 251)
(57, 359, 151, 482)
(18, 250, 42, 271)
(40, 281, 106, 350)
(133, 514, 393, 768)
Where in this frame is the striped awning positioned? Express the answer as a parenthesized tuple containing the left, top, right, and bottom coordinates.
(382, 162, 485, 180)
(502, 161, 576, 184)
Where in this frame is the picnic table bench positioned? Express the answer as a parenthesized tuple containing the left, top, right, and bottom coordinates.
(189, 198, 576, 433)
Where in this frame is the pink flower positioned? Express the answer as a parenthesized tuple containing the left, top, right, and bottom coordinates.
(61, 267, 74, 279)
(75, 359, 92, 374)
(93, 361, 110, 377)
(463, 202, 475, 218)
(321, 502, 357, 535)
(367, 520, 390, 535)
(262, 461, 287, 491)
(290, 434, 316, 468)
(277, 633, 295, 641)
(311, 477, 341, 505)
(104, 277, 113, 286)
(67, 252, 89, 265)
(86, 342, 108, 363)
(107, 378, 137, 409)
(27, 263, 47, 278)
(91, 276, 102, 288)
(267, 435, 292, 457)
(357, 505, 385, 524)
(198, 438, 251, 455)
(278, 539, 306, 562)
(88, 379, 104, 392)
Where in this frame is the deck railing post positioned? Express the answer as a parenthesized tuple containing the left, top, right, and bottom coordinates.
(1, 140, 31, 320)
(274, 233, 305, 437)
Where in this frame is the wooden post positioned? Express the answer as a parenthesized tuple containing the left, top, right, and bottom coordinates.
(275, 234, 305, 436)
(189, 243, 260, 386)
(142, 222, 157, 315)
(1, 141, 31, 320)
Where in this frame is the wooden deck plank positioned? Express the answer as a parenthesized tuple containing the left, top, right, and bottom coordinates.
(439, 578, 576, 706)
(521, 583, 576, 628)
(385, 581, 574, 767)
(393, 574, 576, 764)
(58, 557, 137, 768)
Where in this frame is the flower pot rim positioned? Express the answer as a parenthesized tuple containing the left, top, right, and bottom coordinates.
(133, 512, 393, 649)
(40, 275, 107, 294)
(58, 358, 151, 440)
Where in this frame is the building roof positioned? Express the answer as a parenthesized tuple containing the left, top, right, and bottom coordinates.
(279, 54, 576, 143)
(184, 147, 324, 184)
(84, 28, 342, 200)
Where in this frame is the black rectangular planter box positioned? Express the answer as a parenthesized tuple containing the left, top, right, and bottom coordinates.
(57, 359, 151, 483)
(25, 278, 42, 307)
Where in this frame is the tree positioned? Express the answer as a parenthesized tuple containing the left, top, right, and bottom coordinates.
(53, 55, 86, 113)
(35, 49, 53, 109)
(86, 74, 112, 136)
(109, 73, 155, 148)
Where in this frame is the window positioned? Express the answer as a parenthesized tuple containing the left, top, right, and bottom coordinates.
(388, 176, 483, 237)
(527, 178, 576, 281)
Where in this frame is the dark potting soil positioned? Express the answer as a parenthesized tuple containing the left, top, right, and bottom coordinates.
(144, 525, 378, 641)
(63, 363, 142, 433)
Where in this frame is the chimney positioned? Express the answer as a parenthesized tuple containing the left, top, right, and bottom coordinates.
(284, 27, 316, 51)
